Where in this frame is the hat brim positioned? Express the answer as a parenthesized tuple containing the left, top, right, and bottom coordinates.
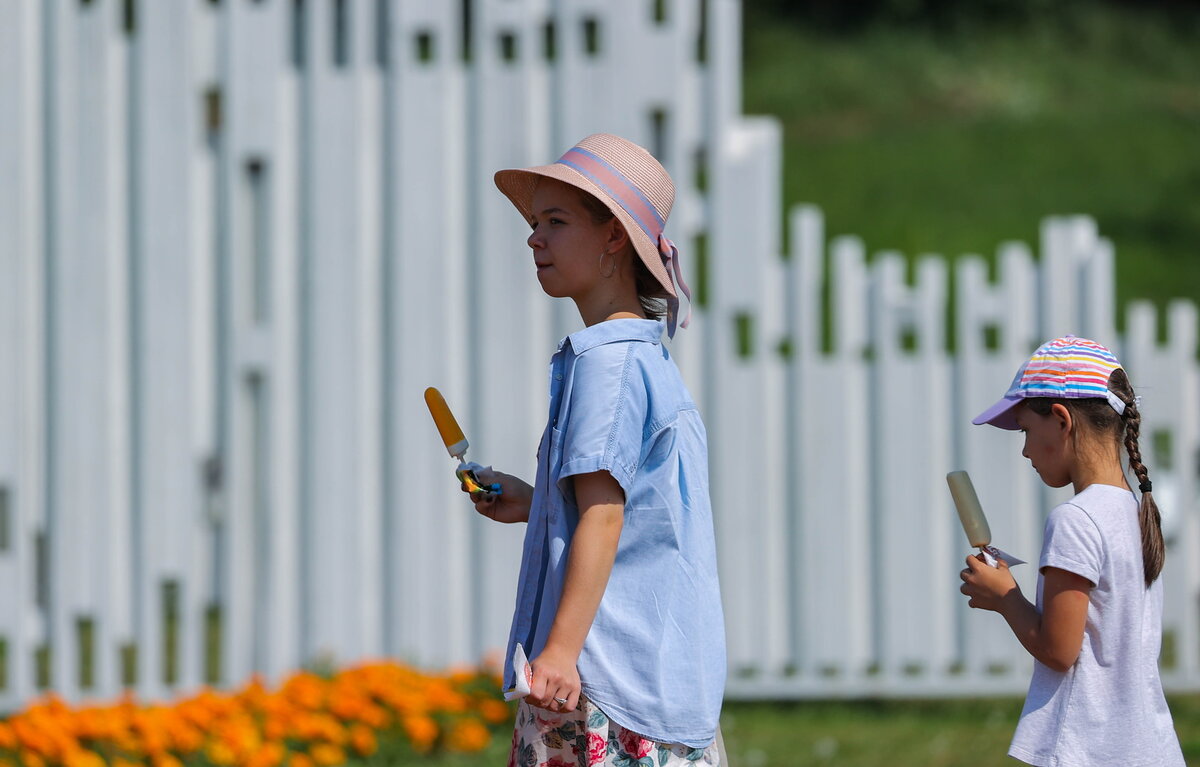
(972, 395, 1025, 430)
(494, 165, 676, 299)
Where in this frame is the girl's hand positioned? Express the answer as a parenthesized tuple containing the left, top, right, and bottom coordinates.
(960, 554, 1019, 612)
(464, 468, 533, 524)
(526, 643, 581, 712)
(962, 557, 1091, 672)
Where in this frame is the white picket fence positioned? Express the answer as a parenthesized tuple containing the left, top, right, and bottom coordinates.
(0, 0, 1197, 713)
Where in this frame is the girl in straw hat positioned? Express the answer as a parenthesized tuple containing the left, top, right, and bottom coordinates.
(465, 134, 726, 765)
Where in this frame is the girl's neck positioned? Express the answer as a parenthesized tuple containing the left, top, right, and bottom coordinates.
(575, 291, 646, 327)
(1071, 446, 1130, 495)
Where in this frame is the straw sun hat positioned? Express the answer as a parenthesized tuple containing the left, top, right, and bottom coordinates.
(494, 133, 692, 336)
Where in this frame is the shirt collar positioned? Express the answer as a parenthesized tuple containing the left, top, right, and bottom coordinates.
(561, 318, 664, 354)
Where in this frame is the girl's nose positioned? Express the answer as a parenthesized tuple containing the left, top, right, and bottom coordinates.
(527, 229, 543, 249)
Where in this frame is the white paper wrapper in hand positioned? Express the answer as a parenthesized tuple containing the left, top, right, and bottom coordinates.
(503, 643, 533, 701)
(981, 544, 1026, 568)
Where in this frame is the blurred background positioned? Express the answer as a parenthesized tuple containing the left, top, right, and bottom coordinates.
(1, 0, 1198, 765)
(744, 0, 1200, 318)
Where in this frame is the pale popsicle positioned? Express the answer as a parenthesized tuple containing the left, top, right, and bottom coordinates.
(424, 387, 469, 460)
(946, 470, 992, 548)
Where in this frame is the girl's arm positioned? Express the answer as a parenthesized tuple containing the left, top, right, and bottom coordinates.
(527, 470, 625, 711)
(961, 557, 1090, 672)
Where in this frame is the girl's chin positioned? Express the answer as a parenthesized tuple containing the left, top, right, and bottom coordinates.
(536, 281, 567, 299)
(535, 274, 570, 299)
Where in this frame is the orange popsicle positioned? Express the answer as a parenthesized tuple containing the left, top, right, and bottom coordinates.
(424, 387, 469, 460)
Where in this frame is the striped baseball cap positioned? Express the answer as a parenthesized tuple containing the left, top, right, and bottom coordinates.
(972, 335, 1126, 430)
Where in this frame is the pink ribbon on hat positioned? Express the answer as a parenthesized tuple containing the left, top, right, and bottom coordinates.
(658, 234, 692, 338)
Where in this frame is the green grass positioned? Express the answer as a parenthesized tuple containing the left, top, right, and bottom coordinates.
(742, 5, 1200, 321)
(720, 696, 1200, 766)
(387, 695, 1200, 766)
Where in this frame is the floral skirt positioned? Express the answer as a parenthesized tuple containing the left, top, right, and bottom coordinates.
(507, 695, 721, 767)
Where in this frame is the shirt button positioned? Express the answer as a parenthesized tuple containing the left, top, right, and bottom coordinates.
(554, 373, 563, 381)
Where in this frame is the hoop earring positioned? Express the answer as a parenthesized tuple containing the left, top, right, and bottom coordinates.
(598, 251, 617, 278)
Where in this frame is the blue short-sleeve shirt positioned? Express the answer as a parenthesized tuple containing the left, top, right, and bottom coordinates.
(503, 318, 726, 747)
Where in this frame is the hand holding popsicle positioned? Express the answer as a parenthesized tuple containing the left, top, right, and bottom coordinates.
(464, 466, 533, 524)
(424, 387, 502, 498)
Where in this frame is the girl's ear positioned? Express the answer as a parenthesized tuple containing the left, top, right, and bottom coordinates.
(606, 219, 631, 253)
(1050, 402, 1073, 437)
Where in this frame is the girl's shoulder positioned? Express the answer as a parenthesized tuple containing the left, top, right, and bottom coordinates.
(1046, 485, 1137, 544)
(1060, 484, 1137, 518)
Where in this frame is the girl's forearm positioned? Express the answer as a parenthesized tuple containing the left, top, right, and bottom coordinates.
(542, 504, 623, 659)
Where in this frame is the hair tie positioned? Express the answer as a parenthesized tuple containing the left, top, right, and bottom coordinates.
(1139, 480, 1153, 494)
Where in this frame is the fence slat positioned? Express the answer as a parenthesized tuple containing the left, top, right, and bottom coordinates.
(132, 0, 215, 699)
(0, 0, 45, 712)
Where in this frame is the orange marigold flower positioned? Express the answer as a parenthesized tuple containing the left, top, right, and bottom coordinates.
(356, 702, 389, 729)
(20, 752, 45, 767)
(12, 718, 49, 753)
(237, 675, 269, 706)
(446, 718, 491, 753)
(62, 747, 106, 767)
(401, 715, 439, 753)
(153, 753, 184, 767)
(290, 754, 315, 767)
(314, 715, 346, 746)
(245, 741, 286, 767)
(424, 681, 469, 714)
(263, 716, 289, 742)
(0, 723, 15, 749)
(281, 672, 326, 711)
(166, 719, 205, 754)
(205, 740, 238, 766)
(327, 690, 367, 722)
(113, 732, 141, 754)
(348, 724, 377, 757)
(308, 743, 345, 767)
(478, 698, 512, 725)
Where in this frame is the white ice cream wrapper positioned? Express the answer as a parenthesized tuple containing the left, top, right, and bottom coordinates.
(981, 544, 1026, 568)
(503, 642, 533, 701)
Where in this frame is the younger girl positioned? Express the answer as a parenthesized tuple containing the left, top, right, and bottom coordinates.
(467, 134, 725, 766)
(961, 335, 1184, 766)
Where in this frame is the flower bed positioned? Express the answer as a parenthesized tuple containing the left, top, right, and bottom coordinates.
(0, 662, 513, 766)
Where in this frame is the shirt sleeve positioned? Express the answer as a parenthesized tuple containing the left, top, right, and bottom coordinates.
(1040, 502, 1103, 586)
(558, 342, 647, 499)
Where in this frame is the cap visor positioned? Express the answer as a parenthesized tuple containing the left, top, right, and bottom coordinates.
(972, 395, 1023, 430)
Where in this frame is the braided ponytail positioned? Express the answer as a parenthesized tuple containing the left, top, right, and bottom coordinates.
(1110, 369, 1165, 586)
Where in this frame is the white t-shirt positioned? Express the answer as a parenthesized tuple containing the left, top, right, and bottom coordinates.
(1008, 484, 1184, 767)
